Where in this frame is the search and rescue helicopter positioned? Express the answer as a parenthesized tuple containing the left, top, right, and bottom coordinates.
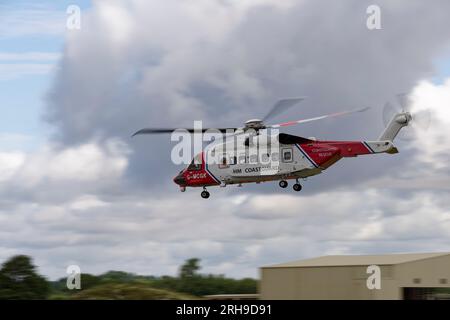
(133, 98, 412, 198)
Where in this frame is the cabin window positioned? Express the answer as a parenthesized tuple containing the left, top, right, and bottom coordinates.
(238, 155, 246, 164)
(187, 153, 202, 171)
(249, 154, 258, 164)
(282, 148, 293, 163)
(229, 156, 237, 165)
(272, 152, 279, 162)
(219, 155, 229, 169)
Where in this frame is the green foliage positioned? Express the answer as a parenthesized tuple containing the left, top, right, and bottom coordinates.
(62, 283, 196, 300)
(50, 258, 257, 298)
(0, 256, 257, 299)
(179, 258, 201, 278)
(100, 271, 137, 282)
(0, 255, 50, 300)
(50, 273, 103, 295)
(150, 274, 258, 296)
(150, 258, 258, 296)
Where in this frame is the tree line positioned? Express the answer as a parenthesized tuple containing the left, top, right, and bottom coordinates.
(0, 256, 257, 299)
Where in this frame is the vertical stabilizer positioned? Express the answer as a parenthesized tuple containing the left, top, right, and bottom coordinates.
(378, 112, 412, 141)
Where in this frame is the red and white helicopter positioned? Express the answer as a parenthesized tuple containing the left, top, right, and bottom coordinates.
(133, 98, 411, 198)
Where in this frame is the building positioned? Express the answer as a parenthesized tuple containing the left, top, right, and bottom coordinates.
(260, 252, 450, 300)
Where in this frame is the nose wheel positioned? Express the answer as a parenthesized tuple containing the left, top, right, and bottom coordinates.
(201, 187, 210, 199)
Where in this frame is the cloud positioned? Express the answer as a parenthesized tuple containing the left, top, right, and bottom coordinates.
(410, 79, 450, 169)
(44, 0, 450, 192)
(0, 152, 25, 183)
(0, 139, 130, 204)
(363, 79, 450, 191)
(1, 0, 449, 280)
(1, 181, 448, 279)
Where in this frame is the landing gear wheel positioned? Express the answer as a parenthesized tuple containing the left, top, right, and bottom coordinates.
(279, 180, 288, 188)
(293, 183, 302, 192)
(201, 190, 210, 199)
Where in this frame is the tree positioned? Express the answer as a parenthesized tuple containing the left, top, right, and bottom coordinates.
(179, 258, 201, 278)
(0, 255, 50, 299)
(100, 271, 135, 283)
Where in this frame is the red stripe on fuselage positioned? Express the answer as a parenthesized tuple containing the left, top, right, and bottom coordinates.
(182, 152, 220, 187)
(319, 141, 372, 157)
(298, 140, 373, 169)
(298, 143, 341, 168)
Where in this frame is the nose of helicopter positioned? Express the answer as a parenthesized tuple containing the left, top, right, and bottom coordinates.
(173, 173, 186, 186)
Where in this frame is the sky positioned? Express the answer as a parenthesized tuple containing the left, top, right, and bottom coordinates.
(0, 0, 449, 280)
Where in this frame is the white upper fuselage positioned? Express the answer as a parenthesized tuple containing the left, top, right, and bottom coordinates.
(203, 134, 322, 185)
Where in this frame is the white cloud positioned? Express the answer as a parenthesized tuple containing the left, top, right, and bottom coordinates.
(410, 79, 450, 169)
(68, 195, 109, 211)
(1, 184, 448, 279)
(0, 152, 26, 183)
(96, 2, 134, 45)
(364, 79, 450, 191)
(0, 139, 130, 192)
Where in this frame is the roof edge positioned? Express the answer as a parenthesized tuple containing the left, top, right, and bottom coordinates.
(262, 252, 450, 269)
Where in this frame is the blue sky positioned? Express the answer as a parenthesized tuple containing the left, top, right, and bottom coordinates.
(0, 0, 91, 149)
(434, 55, 450, 85)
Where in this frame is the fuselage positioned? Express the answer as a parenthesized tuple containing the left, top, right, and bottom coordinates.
(173, 133, 397, 189)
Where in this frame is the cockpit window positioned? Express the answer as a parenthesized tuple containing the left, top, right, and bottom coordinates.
(187, 153, 202, 171)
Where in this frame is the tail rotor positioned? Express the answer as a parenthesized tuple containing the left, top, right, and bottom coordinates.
(382, 93, 431, 141)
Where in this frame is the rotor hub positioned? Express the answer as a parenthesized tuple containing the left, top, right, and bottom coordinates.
(395, 112, 412, 125)
(244, 119, 265, 130)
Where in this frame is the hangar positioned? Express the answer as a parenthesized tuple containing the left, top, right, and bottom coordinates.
(260, 252, 450, 300)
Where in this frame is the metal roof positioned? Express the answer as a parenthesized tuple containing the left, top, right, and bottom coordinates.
(263, 252, 450, 268)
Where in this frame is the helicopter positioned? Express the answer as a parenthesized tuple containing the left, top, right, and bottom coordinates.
(133, 98, 412, 198)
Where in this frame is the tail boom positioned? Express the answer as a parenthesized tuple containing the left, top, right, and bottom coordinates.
(317, 140, 398, 158)
(297, 140, 398, 171)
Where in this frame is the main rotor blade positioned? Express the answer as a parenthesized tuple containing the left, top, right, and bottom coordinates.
(262, 97, 306, 122)
(132, 127, 237, 137)
(268, 107, 370, 128)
